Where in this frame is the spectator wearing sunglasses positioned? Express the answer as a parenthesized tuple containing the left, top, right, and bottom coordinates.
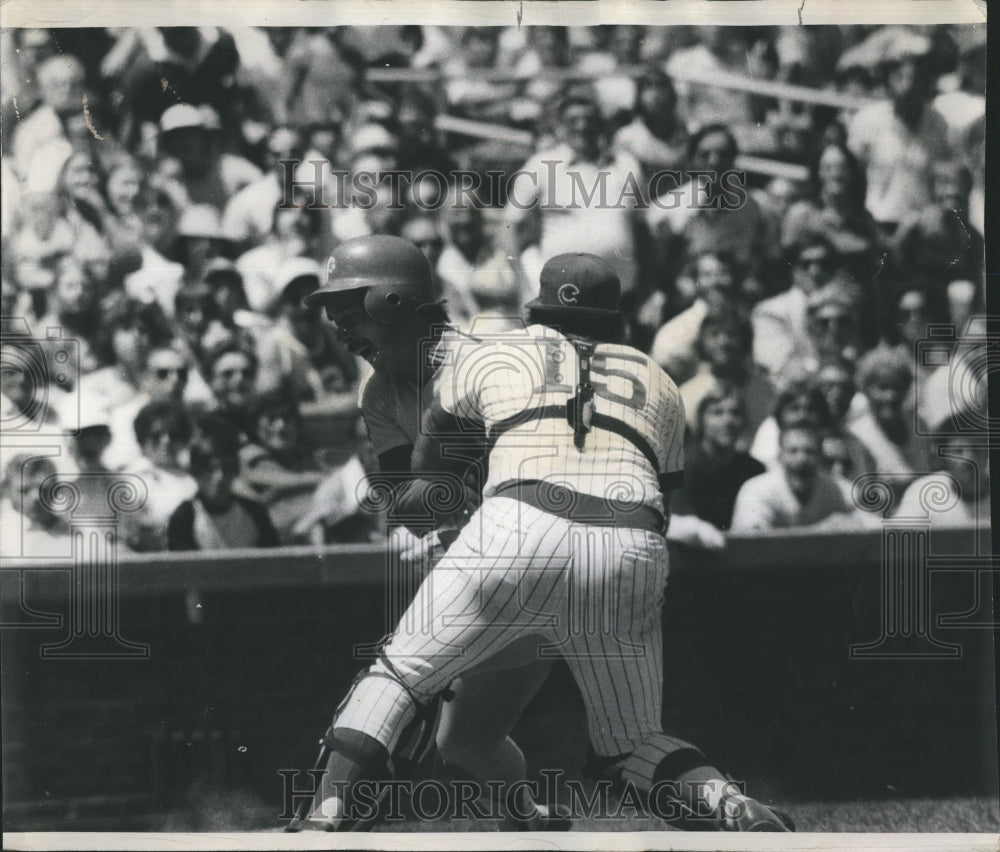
(752, 231, 838, 382)
(805, 278, 864, 368)
(202, 345, 260, 447)
(122, 400, 198, 551)
(105, 345, 209, 470)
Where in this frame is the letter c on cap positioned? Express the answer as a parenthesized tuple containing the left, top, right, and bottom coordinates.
(558, 283, 580, 306)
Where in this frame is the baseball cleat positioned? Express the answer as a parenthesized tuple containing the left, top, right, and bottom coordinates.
(720, 794, 795, 831)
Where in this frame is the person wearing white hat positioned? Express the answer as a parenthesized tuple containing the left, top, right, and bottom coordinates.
(846, 27, 950, 232)
(173, 204, 238, 288)
(221, 125, 306, 249)
(158, 103, 262, 211)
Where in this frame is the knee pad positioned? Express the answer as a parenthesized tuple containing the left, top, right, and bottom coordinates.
(620, 734, 706, 792)
(331, 661, 447, 780)
(313, 725, 393, 826)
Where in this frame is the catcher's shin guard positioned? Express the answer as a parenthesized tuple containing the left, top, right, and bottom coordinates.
(284, 662, 450, 832)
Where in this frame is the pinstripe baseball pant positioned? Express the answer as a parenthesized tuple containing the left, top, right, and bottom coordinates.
(336, 495, 669, 758)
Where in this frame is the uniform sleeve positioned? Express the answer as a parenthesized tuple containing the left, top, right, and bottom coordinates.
(656, 381, 685, 489)
(664, 390, 685, 476)
(434, 338, 483, 422)
(359, 371, 411, 456)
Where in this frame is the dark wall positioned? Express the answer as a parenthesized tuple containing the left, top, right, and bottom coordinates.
(2, 530, 996, 831)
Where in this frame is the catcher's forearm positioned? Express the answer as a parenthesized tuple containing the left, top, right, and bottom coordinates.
(391, 477, 474, 532)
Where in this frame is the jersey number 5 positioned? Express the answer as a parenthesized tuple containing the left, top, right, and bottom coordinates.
(541, 350, 648, 410)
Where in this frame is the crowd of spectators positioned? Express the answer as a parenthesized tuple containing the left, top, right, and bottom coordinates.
(0, 24, 988, 556)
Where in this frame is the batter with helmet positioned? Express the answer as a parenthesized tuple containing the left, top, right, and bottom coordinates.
(294, 240, 794, 833)
(291, 234, 563, 831)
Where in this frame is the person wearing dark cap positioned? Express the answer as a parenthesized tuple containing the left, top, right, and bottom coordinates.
(298, 234, 555, 830)
(294, 249, 795, 833)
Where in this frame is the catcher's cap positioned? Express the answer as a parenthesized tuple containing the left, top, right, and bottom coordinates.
(303, 235, 435, 323)
(525, 253, 621, 319)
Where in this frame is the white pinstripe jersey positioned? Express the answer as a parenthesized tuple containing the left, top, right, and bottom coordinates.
(435, 324, 684, 514)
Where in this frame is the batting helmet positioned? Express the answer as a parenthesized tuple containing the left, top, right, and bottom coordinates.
(303, 235, 436, 324)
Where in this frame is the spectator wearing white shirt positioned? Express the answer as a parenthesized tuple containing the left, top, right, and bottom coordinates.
(679, 301, 777, 446)
(613, 68, 688, 181)
(505, 89, 646, 296)
(222, 125, 305, 251)
(647, 123, 776, 288)
(0, 455, 73, 560)
(256, 259, 358, 404)
(10, 55, 87, 180)
(436, 203, 523, 331)
(849, 345, 934, 499)
(122, 400, 198, 551)
(731, 424, 861, 533)
(896, 429, 989, 535)
(649, 249, 741, 384)
(157, 104, 262, 212)
(750, 374, 830, 473)
(443, 28, 520, 125)
(846, 29, 949, 234)
(237, 202, 327, 313)
(751, 232, 838, 383)
(932, 26, 986, 149)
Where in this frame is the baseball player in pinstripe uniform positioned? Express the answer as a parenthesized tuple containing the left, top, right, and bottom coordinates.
(294, 235, 563, 832)
(298, 244, 793, 832)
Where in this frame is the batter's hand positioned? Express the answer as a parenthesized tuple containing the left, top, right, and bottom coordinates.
(400, 530, 445, 568)
(666, 514, 727, 550)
